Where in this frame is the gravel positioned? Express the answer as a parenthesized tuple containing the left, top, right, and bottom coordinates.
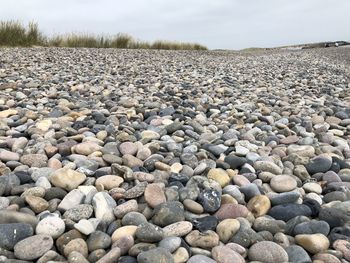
(0, 46, 350, 262)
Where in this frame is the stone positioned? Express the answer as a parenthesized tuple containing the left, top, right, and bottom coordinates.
(135, 222, 164, 242)
(268, 204, 312, 221)
(212, 245, 245, 263)
(144, 183, 166, 208)
(68, 251, 90, 263)
(187, 255, 216, 263)
(20, 154, 48, 168)
(293, 220, 330, 236)
(56, 229, 84, 254)
(58, 189, 85, 211)
(0, 210, 38, 228)
(254, 161, 283, 174)
(192, 216, 218, 232)
(0, 150, 19, 162)
(270, 175, 297, 192)
(152, 201, 185, 227)
(185, 230, 219, 249)
(305, 155, 332, 175)
(137, 247, 174, 263)
(0, 223, 33, 250)
(162, 221, 193, 237)
(158, 237, 182, 253)
(63, 238, 88, 258)
(114, 199, 138, 218)
(35, 216, 65, 238)
(63, 204, 94, 222)
(112, 225, 138, 242)
(285, 245, 312, 263)
(96, 247, 121, 263)
(49, 168, 86, 191)
(214, 204, 249, 220)
(224, 155, 247, 169)
(173, 247, 189, 263)
(14, 234, 53, 261)
(95, 175, 124, 190)
(183, 199, 204, 214)
(295, 234, 330, 254)
(86, 231, 112, 251)
(248, 241, 289, 263)
(313, 253, 341, 263)
(207, 168, 230, 187)
(73, 142, 102, 155)
(74, 219, 95, 235)
(92, 192, 117, 223)
(333, 239, 350, 261)
(25, 195, 49, 214)
(197, 189, 221, 213)
(216, 219, 240, 243)
(247, 195, 271, 217)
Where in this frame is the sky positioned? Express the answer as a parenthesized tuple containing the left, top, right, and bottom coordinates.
(0, 0, 349, 49)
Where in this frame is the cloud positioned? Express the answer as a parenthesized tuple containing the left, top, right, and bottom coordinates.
(0, 0, 349, 49)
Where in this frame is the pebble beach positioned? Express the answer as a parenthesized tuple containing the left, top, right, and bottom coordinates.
(0, 46, 350, 263)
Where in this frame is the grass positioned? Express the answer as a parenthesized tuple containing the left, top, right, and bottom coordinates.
(0, 20, 207, 50)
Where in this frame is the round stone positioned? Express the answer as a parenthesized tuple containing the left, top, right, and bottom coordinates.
(36, 216, 65, 238)
(158, 237, 182, 253)
(248, 241, 289, 263)
(86, 231, 112, 251)
(270, 175, 297, 192)
(144, 183, 166, 208)
(305, 155, 332, 175)
(295, 233, 330, 254)
(247, 195, 271, 217)
(216, 219, 240, 243)
(185, 230, 219, 249)
(212, 245, 245, 263)
(207, 168, 230, 187)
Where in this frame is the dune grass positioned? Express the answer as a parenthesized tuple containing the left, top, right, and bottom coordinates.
(0, 20, 207, 50)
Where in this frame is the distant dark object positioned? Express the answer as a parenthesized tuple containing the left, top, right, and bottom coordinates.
(303, 41, 350, 49)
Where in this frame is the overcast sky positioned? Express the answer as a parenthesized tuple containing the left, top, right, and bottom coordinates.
(0, 0, 349, 49)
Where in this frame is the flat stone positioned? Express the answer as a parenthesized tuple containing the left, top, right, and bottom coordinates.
(248, 241, 289, 263)
(14, 234, 53, 261)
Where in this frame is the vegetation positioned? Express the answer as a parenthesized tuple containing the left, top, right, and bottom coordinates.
(0, 20, 207, 50)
